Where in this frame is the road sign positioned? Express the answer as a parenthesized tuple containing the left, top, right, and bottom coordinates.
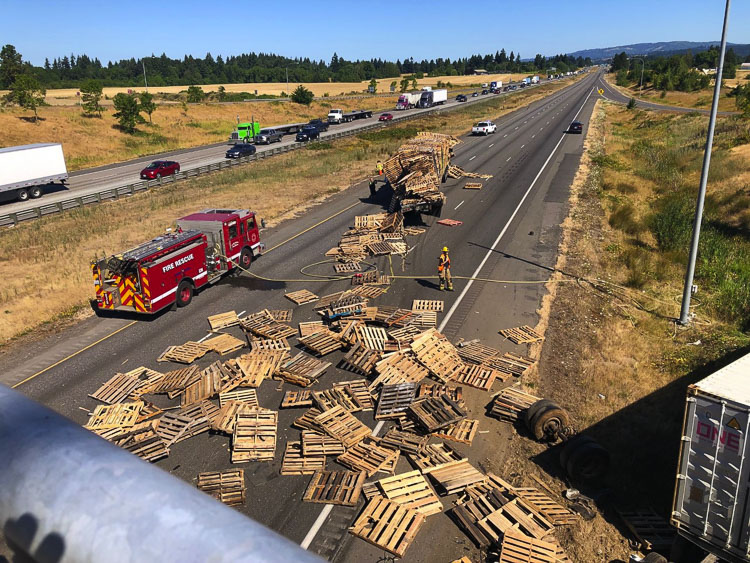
(597, 88, 604, 95)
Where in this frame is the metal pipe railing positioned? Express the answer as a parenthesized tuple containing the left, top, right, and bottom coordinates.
(0, 385, 323, 563)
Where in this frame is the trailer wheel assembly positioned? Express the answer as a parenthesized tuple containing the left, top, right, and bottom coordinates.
(560, 435, 610, 482)
(642, 553, 668, 563)
(526, 399, 570, 442)
(29, 186, 43, 199)
(176, 281, 193, 307)
(17, 188, 29, 202)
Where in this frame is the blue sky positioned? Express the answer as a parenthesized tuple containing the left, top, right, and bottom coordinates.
(2, 0, 748, 65)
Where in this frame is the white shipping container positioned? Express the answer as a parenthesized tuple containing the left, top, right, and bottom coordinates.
(671, 352, 750, 563)
(0, 143, 68, 194)
(431, 89, 448, 104)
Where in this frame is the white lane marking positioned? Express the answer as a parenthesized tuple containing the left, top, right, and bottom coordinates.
(489, 143, 494, 147)
(301, 410, 386, 550)
(503, 134, 508, 138)
(532, 134, 536, 138)
(238, 310, 246, 317)
(439, 84, 595, 334)
(520, 144, 525, 149)
(540, 127, 544, 131)
(197, 333, 212, 343)
(514, 126, 518, 130)
(546, 121, 550, 125)
(406, 243, 419, 255)
(469, 155, 476, 161)
(506, 157, 512, 162)
(455, 200, 465, 210)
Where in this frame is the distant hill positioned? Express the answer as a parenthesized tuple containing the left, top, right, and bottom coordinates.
(567, 41, 750, 61)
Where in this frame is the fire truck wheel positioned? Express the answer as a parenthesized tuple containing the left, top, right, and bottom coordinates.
(176, 281, 193, 307)
(239, 248, 252, 270)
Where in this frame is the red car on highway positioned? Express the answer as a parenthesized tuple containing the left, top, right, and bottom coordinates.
(140, 160, 180, 180)
(379, 113, 393, 121)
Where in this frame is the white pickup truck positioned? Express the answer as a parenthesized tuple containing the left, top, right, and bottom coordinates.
(472, 121, 497, 135)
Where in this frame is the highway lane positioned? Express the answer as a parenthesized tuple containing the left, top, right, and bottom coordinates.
(1, 71, 599, 561)
(0, 78, 577, 215)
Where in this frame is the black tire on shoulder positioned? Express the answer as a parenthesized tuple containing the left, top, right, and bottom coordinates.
(524, 399, 556, 433)
(565, 440, 610, 482)
(532, 404, 570, 442)
(642, 553, 668, 563)
(559, 434, 596, 470)
(176, 280, 193, 307)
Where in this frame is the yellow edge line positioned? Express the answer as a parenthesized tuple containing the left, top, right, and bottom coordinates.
(11, 320, 138, 389)
(264, 201, 360, 254)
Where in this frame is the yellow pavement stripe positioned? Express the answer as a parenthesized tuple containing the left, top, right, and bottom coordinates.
(264, 201, 360, 254)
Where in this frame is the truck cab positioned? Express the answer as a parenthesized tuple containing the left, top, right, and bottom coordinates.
(327, 109, 344, 124)
(229, 122, 261, 144)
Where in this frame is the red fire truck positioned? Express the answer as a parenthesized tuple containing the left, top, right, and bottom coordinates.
(91, 208, 263, 314)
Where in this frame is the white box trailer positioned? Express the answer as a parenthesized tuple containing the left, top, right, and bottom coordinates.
(671, 352, 750, 563)
(0, 143, 68, 201)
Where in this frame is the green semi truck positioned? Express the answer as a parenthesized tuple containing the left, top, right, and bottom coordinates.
(229, 121, 261, 143)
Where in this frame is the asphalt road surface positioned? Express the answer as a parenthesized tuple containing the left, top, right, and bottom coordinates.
(2, 71, 600, 562)
(0, 80, 560, 214)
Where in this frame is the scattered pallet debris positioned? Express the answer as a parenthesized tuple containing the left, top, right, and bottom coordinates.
(280, 441, 326, 475)
(285, 289, 319, 305)
(281, 389, 313, 409)
(349, 496, 425, 558)
(301, 430, 346, 456)
(377, 470, 443, 516)
(434, 419, 479, 445)
(197, 469, 246, 507)
(304, 469, 366, 506)
(315, 405, 372, 448)
(464, 182, 482, 190)
(231, 409, 278, 462)
(376, 382, 418, 420)
(618, 509, 676, 552)
(499, 325, 544, 344)
(207, 311, 240, 331)
(90, 372, 141, 405)
(436, 219, 463, 227)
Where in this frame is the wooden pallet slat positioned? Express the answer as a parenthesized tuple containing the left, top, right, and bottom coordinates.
(89, 372, 141, 404)
(280, 441, 326, 475)
(207, 311, 240, 331)
(337, 439, 399, 477)
(231, 408, 278, 463)
(285, 289, 319, 305)
(332, 380, 375, 411)
(301, 430, 346, 456)
(499, 325, 544, 344)
(299, 329, 344, 356)
(464, 182, 482, 189)
(434, 419, 479, 445)
(281, 389, 313, 409)
(349, 496, 425, 558)
(376, 382, 418, 420)
(409, 395, 466, 433)
(427, 460, 486, 495)
(411, 299, 444, 312)
(85, 401, 143, 431)
(303, 469, 366, 506)
(203, 333, 246, 355)
(315, 405, 371, 449)
(218, 388, 259, 407)
(455, 364, 499, 392)
(278, 353, 331, 387)
(377, 470, 443, 516)
(197, 469, 246, 507)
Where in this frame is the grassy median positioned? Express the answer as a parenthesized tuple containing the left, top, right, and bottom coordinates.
(0, 76, 585, 346)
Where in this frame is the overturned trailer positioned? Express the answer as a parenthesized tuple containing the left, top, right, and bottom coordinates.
(383, 132, 460, 216)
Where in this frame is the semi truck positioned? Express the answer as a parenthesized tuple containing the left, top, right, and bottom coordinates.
(327, 109, 373, 124)
(531, 75, 540, 84)
(91, 208, 263, 314)
(396, 92, 421, 110)
(417, 89, 447, 109)
(229, 122, 261, 143)
(0, 143, 68, 202)
(670, 352, 750, 563)
(490, 81, 502, 90)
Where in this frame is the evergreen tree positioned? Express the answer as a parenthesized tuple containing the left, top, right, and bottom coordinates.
(8, 74, 46, 121)
(139, 91, 156, 122)
(80, 79, 103, 116)
(112, 93, 144, 133)
(0, 44, 24, 88)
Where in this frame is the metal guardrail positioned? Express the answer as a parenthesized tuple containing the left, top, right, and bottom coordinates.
(0, 79, 566, 228)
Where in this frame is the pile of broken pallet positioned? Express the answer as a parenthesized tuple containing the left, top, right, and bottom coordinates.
(328, 210, 415, 263)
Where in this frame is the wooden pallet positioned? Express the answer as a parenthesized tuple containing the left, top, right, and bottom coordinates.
(231, 409, 278, 462)
(409, 396, 466, 432)
(367, 241, 394, 256)
(175, 400, 221, 435)
(428, 460, 486, 495)
(489, 387, 541, 422)
(90, 372, 141, 404)
(436, 218, 463, 227)
(207, 311, 240, 331)
(514, 487, 580, 526)
(299, 321, 325, 337)
(248, 338, 290, 352)
(201, 333, 245, 355)
(464, 182, 482, 190)
(349, 496, 425, 558)
(334, 262, 362, 273)
(499, 529, 561, 563)
(85, 402, 143, 431)
(280, 441, 326, 475)
(380, 428, 429, 455)
(240, 311, 297, 340)
(128, 367, 166, 398)
(181, 368, 222, 406)
(303, 469, 366, 506)
(212, 400, 260, 434)
(355, 325, 388, 351)
(313, 386, 363, 412)
(338, 343, 380, 375)
(278, 353, 331, 387)
(455, 364, 499, 391)
(144, 365, 200, 394)
(371, 352, 429, 390)
(457, 341, 502, 364)
(292, 408, 324, 433)
(281, 389, 313, 408)
(160, 341, 211, 364)
(120, 427, 169, 462)
(407, 442, 466, 474)
(618, 509, 676, 552)
(499, 325, 544, 344)
(491, 353, 535, 376)
(315, 405, 371, 448)
(285, 289, 319, 305)
(387, 325, 423, 346)
(451, 487, 510, 548)
(135, 400, 164, 423)
(349, 284, 387, 300)
(333, 380, 375, 411)
(236, 350, 287, 387)
(411, 299, 444, 312)
(267, 309, 292, 322)
(417, 383, 464, 406)
(301, 430, 346, 456)
(337, 439, 400, 477)
(197, 469, 246, 507)
(377, 470, 443, 516)
(376, 382, 418, 420)
(219, 388, 258, 407)
(154, 412, 195, 445)
(478, 498, 555, 542)
(299, 330, 344, 356)
(434, 419, 479, 445)
(410, 329, 464, 383)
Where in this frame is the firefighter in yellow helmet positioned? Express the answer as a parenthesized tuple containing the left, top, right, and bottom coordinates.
(376, 160, 384, 176)
(438, 246, 453, 291)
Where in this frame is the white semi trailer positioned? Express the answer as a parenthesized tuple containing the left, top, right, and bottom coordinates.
(0, 143, 68, 201)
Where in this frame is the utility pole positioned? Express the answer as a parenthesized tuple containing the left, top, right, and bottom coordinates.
(679, 0, 731, 325)
(632, 57, 645, 96)
(142, 59, 148, 92)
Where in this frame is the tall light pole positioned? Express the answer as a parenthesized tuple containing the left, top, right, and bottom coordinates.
(679, 0, 731, 325)
(142, 58, 148, 92)
(632, 57, 645, 96)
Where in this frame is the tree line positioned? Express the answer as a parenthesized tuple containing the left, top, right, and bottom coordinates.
(1, 44, 591, 89)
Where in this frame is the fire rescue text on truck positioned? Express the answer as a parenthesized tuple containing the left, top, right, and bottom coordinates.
(91, 209, 263, 313)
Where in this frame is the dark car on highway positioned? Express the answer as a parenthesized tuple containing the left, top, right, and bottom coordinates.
(456, 94, 467, 102)
(481, 89, 489, 95)
(379, 113, 393, 121)
(255, 128, 283, 144)
(308, 118, 329, 132)
(140, 160, 180, 180)
(296, 125, 320, 142)
(471, 92, 479, 97)
(568, 121, 583, 134)
(225, 143, 257, 159)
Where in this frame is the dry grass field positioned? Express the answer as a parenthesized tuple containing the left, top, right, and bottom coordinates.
(0, 76, 584, 345)
(0, 97, 397, 171)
